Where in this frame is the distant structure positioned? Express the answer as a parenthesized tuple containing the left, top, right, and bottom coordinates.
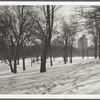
(78, 34, 88, 59)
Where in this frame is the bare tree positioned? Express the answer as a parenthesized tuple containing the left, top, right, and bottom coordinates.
(0, 6, 37, 73)
(35, 5, 57, 72)
(61, 21, 71, 64)
(69, 15, 77, 63)
(0, 6, 14, 72)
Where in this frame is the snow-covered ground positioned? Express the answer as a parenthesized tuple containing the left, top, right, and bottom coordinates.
(0, 57, 100, 94)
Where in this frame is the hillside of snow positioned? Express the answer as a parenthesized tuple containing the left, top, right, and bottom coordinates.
(0, 57, 100, 94)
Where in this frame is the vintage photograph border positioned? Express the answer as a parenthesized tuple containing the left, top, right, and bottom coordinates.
(0, 0, 100, 99)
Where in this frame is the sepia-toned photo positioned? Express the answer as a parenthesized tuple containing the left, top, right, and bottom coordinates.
(0, 2, 100, 97)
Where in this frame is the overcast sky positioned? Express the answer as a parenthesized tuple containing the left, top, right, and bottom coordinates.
(57, 5, 93, 47)
(57, 5, 77, 22)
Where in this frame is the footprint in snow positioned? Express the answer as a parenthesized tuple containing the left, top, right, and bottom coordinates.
(47, 87, 51, 92)
(42, 92, 46, 94)
(25, 91, 29, 94)
(35, 86, 39, 90)
(61, 83, 65, 86)
(73, 82, 76, 86)
(20, 89, 23, 90)
(67, 76, 70, 79)
(30, 89, 34, 93)
(59, 81, 65, 86)
(63, 78, 66, 81)
(40, 89, 46, 94)
(0, 86, 3, 90)
(74, 85, 84, 90)
(75, 86, 78, 90)
(53, 83, 57, 87)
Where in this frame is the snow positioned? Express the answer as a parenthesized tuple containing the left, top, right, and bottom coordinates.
(0, 57, 100, 95)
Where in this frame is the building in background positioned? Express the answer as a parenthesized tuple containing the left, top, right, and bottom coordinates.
(78, 34, 88, 59)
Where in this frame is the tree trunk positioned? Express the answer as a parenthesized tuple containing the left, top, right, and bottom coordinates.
(63, 55, 68, 64)
(82, 48, 84, 59)
(50, 45, 53, 66)
(36, 54, 39, 62)
(40, 54, 46, 72)
(70, 43, 72, 63)
(40, 44, 49, 73)
(94, 37, 97, 58)
(33, 57, 35, 63)
(17, 47, 20, 65)
(8, 59, 14, 72)
(23, 57, 25, 71)
(13, 42, 20, 73)
(63, 56, 68, 64)
(22, 45, 26, 71)
(64, 38, 68, 64)
(63, 57, 66, 64)
(40, 5, 53, 72)
(63, 50, 67, 64)
(17, 57, 19, 65)
(14, 57, 17, 73)
(99, 31, 100, 59)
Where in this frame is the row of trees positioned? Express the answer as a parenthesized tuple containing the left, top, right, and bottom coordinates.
(0, 6, 34, 73)
(0, 5, 61, 73)
(79, 6, 100, 59)
(0, 5, 100, 74)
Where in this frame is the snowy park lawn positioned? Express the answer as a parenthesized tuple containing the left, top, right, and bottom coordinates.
(0, 57, 100, 94)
